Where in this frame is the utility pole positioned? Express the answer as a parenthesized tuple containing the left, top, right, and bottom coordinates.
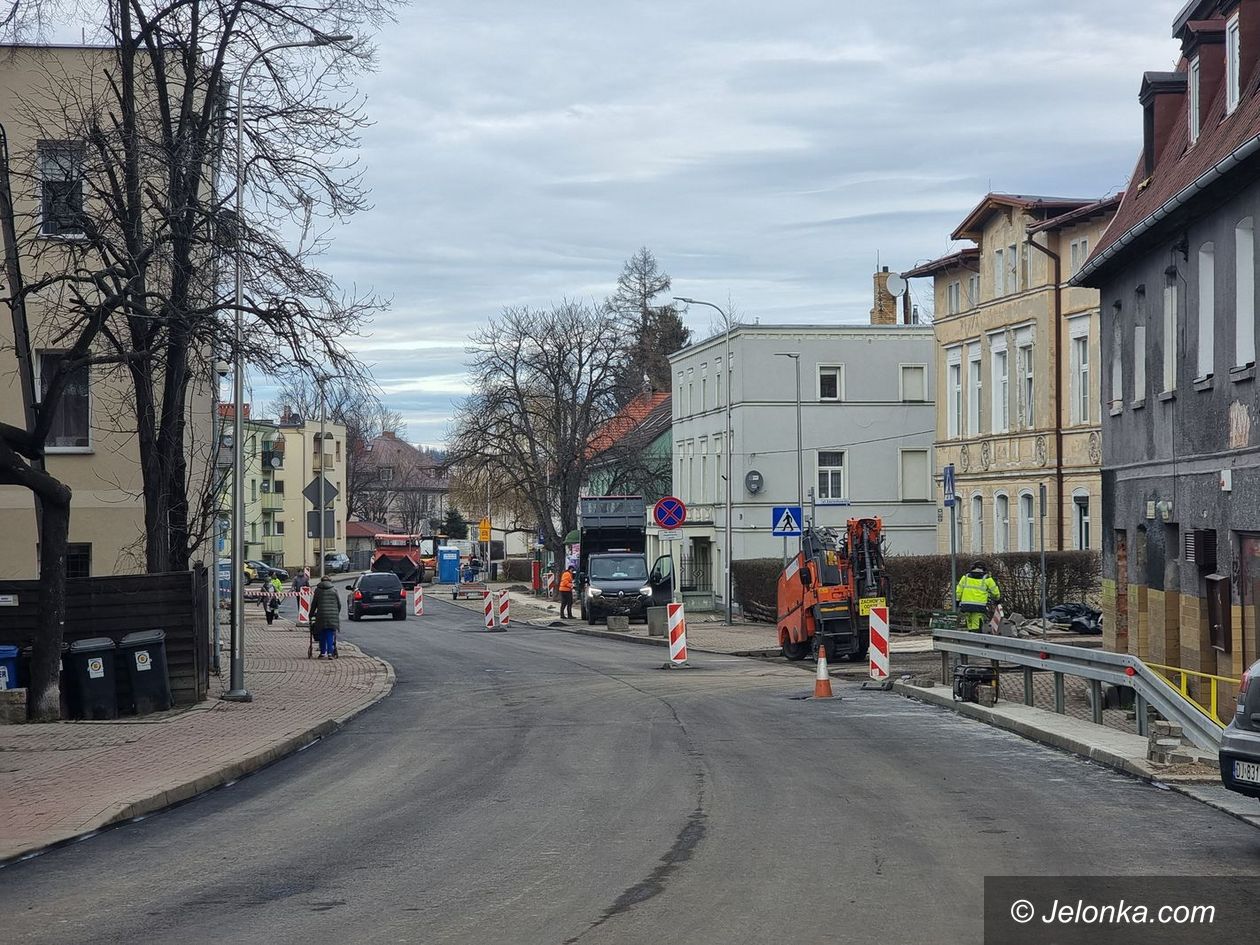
(1039, 482, 1048, 637)
(319, 380, 327, 581)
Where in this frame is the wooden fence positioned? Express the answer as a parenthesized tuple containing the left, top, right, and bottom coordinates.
(0, 567, 210, 705)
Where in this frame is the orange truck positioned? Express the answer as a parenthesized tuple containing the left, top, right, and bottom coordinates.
(777, 518, 889, 663)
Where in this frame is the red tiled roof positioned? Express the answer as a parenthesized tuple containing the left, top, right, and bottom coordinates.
(586, 391, 670, 460)
(346, 520, 388, 539)
(902, 248, 980, 279)
(1083, 40, 1260, 280)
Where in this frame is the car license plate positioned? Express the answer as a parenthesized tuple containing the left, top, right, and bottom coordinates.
(374, 594, 390, 601)
(858, 597, 886, 616)
(1235, 760, 1260, 785)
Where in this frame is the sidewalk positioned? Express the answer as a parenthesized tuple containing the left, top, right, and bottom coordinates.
(0, 614, 394, 864)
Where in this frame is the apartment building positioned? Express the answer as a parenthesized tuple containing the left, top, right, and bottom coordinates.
(275, 408, 348, 570)
(668, 311, 935, 608)
(904, 192, 1120, 556)
(0, 45, 214, 577)
(1077, 0, 1260, 681)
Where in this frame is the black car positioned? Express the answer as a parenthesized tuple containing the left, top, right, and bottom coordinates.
(348, 572, 407, 621)
(248, 560, 290, 583)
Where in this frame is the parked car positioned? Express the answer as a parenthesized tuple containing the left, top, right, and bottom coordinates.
(242, 561, 258, 584)
(1220, 659, 1260, 801)
(219, 560, 257, 586)
(348, 571, 407, 621)
(324, 552, 352, 574)
(248, 560, 290, 583)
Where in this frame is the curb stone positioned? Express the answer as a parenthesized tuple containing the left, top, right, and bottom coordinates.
(0, 645, 396, 868)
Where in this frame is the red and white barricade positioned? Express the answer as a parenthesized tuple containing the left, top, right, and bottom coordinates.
(869, 606, 890, 681)
(483, 591, 496, 629)
(545, 572, 556, 599)
(496, 591, 510, 627)
(667, 603, 688, 665)
(297, 586, 313, 626)
(412, 585, 425, 617)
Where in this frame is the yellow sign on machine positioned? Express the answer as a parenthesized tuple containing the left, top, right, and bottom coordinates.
(478, 518, 491, 542)
(858, 596, 887, 616)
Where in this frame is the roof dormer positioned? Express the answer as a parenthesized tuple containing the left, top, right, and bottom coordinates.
(1140, 71, 1188, 176)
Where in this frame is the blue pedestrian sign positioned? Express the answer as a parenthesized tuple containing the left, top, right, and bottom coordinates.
(772, 506, 803, 537)
(943, 464, 956, 508)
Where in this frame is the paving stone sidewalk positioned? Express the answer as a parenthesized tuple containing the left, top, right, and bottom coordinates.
(0, 615, 393, 864)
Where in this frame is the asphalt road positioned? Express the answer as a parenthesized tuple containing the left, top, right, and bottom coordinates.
(3, 597, 1260, 944)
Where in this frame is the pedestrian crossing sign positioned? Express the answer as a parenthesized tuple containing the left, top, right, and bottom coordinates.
(772, 505, 803, 537)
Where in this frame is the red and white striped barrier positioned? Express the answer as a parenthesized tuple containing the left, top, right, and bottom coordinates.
(297, 586, 313, 626)
(483, 591, 496, 630)
(496, 591, 510, 627)
(545, 572, 556, 598)
(667, 603, 688, 665)
(412, 585, 424, 617)
(869, 606, 890, 681)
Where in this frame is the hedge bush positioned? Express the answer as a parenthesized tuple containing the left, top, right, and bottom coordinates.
(733, 551, 1100, 626)
(502, 558, 534, 582)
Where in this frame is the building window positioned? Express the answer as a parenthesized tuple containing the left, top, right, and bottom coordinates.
(1228, 12, 1241, 115)
(1016, 336, 1035, 429)
(900, 364, 927, 402)
(817, 451, 846, 500)
(714, 434, 723, 502)
(946, 356, 962, 438)
(1073, 491, 1091, 550)
(1133, 324, 1147, 403)
(994, 249, 1005, 297)
(274, 479, 285, 494)
(275, 520, 285, 535)
(1070, 331, 1090, 424)
(1237, 218, 1256, 368)
(994, 493, 1009, 553)
(966, 344, 982, 436)
(899, 449, 930, 501)
(37, 351, 90, 450)
(1070, 238, 1090, 276)
(1197, 242, 1215, 379)
(699, 437, 709, 503)
(66, 543, 91, 578)
(818, 365, 844, 401)
(1189, 55, 1202, 145)
(970, 495, 983, 553)
(967, 273, 980, 307)
(1163, 283, 1178, 393)
(379, 466, 394, 482)
(947, 281, 961, 315)
(700, 376, 707, 411)
(38, 141, 86, 237)
(1018, 492, 1035, 551)
(991, 340, 1009, 433)
(1008, 243, 1018, 292)
(1110, 317, 1123, 411)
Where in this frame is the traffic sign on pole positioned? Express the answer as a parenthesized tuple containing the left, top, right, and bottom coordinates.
(771, 506, 803, 537)
(653, 496, 687, 530)
(303, 476, 339, 507)
(479, 517, 491, 542)
(943, 464, 956, 508)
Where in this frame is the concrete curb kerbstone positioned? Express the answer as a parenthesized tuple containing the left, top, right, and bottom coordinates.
(1, 646, 396, 867)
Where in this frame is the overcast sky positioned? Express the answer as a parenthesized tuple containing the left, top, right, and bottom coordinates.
(297, 0, 1183, 446)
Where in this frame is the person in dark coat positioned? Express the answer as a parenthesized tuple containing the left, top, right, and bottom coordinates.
(308, 576, 341, 659)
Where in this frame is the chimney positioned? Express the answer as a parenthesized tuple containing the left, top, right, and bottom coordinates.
(1140, 71, 1188, 177)
(870, 266, 897, 326)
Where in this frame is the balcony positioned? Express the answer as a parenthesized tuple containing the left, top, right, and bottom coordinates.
(312, 452, 334, 472)
(261, 449, 284, 470)
(261, 491, 284, 512)
(262, 534, 284, 555)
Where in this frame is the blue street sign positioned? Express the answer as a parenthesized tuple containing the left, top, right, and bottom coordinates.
(943, 464, 956, 508)
(772, 506, 803, 537)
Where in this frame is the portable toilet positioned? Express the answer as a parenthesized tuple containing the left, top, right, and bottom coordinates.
(437, 546, 461, 584)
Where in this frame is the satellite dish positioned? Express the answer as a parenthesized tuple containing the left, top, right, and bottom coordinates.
(885, 273, 907, 297)
(270, 456, 283, 468)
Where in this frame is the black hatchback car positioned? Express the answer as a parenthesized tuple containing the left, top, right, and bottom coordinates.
(348, 572, 407, 621)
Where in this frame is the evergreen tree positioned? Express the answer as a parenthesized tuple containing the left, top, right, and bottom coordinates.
(608, 248, 691, 401)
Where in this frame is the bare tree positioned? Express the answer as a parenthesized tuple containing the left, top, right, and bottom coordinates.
(450, 301, 625, 566)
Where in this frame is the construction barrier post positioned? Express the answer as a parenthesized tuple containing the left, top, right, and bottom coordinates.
(297, 586, 313, 627)
(413, 585, 424, 617)
(666, 602, 688, 667)
(869, 606, 890, 682)
(497, 590, 510, 628)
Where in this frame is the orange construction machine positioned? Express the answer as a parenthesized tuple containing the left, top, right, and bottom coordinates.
(777, 518, 890, 662)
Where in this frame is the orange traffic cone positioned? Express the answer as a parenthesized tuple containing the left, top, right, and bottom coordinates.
(814, 641, 834, 699)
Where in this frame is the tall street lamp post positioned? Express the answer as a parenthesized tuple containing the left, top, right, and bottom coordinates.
(674, 297, 734, 625)
(226, 31, 352, 703)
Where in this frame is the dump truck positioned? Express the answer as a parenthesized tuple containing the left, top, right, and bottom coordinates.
(369, 533, 427, 588)
(777, 517, 889, 662)
(577, 496, 672, 624)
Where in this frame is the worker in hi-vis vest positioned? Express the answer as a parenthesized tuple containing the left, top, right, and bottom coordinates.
(955, 561, 1001, 631)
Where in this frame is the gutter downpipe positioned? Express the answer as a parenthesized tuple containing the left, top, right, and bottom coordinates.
(1075, 134, 1260, 287)
(1028, 234, 1065, 551)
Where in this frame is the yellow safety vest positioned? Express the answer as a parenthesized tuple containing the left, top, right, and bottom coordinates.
(956, 573, 1000, 611)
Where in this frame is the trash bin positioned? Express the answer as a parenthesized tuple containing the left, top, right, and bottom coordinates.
(66, 637, 119, 720)
(118, 629, 172, 715)
(0, 645, 18, 690)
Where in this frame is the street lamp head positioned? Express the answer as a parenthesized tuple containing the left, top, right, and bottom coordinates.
(311, 32, 354, 46)
(774, 352, 801, 360)
(673, 296, 696, 304)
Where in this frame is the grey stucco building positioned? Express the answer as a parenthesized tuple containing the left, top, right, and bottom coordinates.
(667, 320, 936, 609)
(1076, 0, 1260, 685)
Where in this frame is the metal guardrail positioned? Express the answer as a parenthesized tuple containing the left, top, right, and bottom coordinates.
(932, 629, 1224, 752)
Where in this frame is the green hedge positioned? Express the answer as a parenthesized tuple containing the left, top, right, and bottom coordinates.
(733, 551, 1100, 626)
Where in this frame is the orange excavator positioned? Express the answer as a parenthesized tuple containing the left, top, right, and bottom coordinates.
(778, 518, 889, 662)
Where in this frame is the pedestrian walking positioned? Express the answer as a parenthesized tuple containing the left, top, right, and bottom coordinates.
(264, 574, 283, 625)
(955, 560, 1001, 632)
(292, 567, 311, 594)
(308, 575, 341, 659)
(558, 566, 575, 619)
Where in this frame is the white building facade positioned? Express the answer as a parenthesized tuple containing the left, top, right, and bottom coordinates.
(668, 323, 937, 607)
